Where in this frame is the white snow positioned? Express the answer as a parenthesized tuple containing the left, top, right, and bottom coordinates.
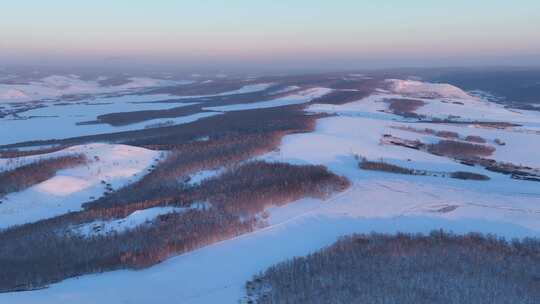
(217, 83, 274, 95)
(2, 79, 540, 303)
(0, 82, 277, 145)
(71, 206, 186, 237)
(268, 85, 301, 95)
(2, 192, 537, 304)
(0, 75, 188, 104)
(71, 203, 212, 237)
(0, 143, 162, 229)
(388, 79, 477, 100)
(187, 168, 225, 186)
(203, 87, 332, 112)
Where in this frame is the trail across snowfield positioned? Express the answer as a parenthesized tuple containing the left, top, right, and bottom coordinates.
(2, 79, 540, 303)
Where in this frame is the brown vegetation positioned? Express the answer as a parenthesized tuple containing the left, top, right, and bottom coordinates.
(0, 145, 68, 158)
(0, 154, 87, 197)
(358, 158, 414, 175)
(387, 98, 426, 118)
(357, 157, 490, 181)
(450, 171, 491, 180)
(427, 140, 495, 158)
(192, 161, 350, 215)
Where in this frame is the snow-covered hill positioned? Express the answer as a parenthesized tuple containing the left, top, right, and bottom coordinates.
(0, 143, 163, 229)
(387, 79, 478, 100)
(1, 78, 539, 303)
(0, 75, 186, 103)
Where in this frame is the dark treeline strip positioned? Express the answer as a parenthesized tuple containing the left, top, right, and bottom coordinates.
(357, 157, 490, 181)
(450, 171, 491, 180)
(0, 154, 87, 197)
(0, 145, 68, 158)
(358, 157, 415, 175)
(427, 140, 495, 158)
(124, 105, 323, 148)
(245, 231, 540, 304)
(81, 104, 204, 127)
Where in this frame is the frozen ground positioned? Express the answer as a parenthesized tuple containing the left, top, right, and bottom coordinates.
(70, 202, 212, 237)
(70, 206, 187, 237)
(1, 79, 539, 303)
(0, 75, 187, 104)
(0, 143, 162, 229)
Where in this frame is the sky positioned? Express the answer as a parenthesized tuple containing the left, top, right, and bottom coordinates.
(1, 1, 540, 71)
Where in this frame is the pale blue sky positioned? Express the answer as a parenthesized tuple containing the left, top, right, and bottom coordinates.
(1, 1, 539, 69)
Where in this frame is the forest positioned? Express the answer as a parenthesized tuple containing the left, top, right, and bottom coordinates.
(244, 231, 540, 304)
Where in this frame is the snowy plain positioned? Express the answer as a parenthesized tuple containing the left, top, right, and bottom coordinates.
(1, 79, 540, 303)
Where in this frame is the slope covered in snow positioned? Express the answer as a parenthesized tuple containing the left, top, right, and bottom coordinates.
(1, 79, 539, 303)
(388, 79, 477, 100)
(0, 143, 162, 229)
(0, 75, 187, 103)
